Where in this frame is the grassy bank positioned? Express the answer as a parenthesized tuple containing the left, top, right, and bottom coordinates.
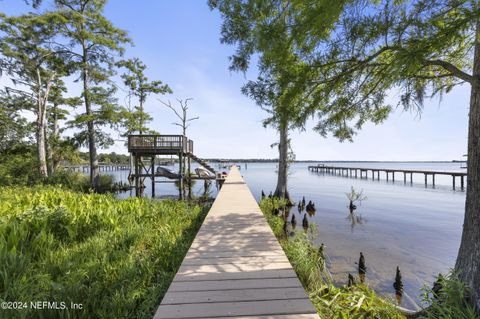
(0, 187, 209, 319)
(259, 198, 405, 319)
(260, 198, 479, 319)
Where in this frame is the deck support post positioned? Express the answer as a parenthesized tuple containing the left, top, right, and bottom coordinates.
(151, 156, 155, 198)
(432, 174, 435, 187)
(188, 156, 192, 200)
(134, 155, 140, 197)
(425, 173, 428, 187)
(404, 172, 406, 183)
(453, 175, 456, 190)
(179, 152, 184, 200)
(461, 176, 465, 190)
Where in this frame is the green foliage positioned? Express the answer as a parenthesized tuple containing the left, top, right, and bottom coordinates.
(306, 0, 477, 127)
(260, 198, 404, 318)
(210, 0, 478, 140)
(43, 170, 114, 193)
(311, 284, 404, 319)
(0, 145, 41, 186)
(117, 57, 171, 135)
(0, 146, 117, 192)
(0, 187, 208, 319)
(67, 85, 122, 149)
(0, 104, 33, 153)
(210, 0, 389, 140)
(418, 272, 478, 319)
(49, 0, 131, 188)
(95, 152, 130, 165)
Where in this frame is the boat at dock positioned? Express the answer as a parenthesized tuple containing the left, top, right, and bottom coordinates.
(156, 166, 179, 179)
(195, 166, 215, 178)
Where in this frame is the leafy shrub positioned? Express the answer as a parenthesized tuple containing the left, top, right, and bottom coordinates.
(418, 272, 478, 319)
(44, 170, 115, 193)
(0, 187, 209, 319)
(0, 146, 41, 187)
(0, 148, 116, 193)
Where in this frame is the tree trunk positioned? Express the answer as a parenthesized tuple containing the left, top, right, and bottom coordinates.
(51, 103, 60, 172)
(36, 99, 48, 178)
(46, 122, 53, 176)
(274, 123, 290, 200)
(455, 18, 480, 310)
(82, 48, 100, 191)
(139, 97, 144, 135)
(36, 69, 53, 178)
(47, 103, 60, 175)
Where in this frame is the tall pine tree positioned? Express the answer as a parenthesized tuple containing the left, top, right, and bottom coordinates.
(0, 13, 70, 177)
(52, 0, 130, 190)
(117, 57, 171, 135)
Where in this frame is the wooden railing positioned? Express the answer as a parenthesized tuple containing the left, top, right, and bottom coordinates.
(128, 135, 193, 153)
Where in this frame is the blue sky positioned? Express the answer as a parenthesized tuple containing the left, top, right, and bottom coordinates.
(1, 0, 470, 160)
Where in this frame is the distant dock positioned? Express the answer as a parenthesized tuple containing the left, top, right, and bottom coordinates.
(308, 164, 467, 190)
(64, 164, 129, 172)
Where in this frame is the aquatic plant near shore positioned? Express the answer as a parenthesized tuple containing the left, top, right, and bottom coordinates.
(346, 186, 367, 211)
(260, 198, 403, 318)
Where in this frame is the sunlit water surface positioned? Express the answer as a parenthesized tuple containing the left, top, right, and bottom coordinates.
(109, 161, 466, 309)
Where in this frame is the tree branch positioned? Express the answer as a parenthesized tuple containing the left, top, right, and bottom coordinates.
(422, 59, 475, 84)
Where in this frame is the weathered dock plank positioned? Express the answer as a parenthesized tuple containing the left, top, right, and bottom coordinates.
(153, 166, 318, 319)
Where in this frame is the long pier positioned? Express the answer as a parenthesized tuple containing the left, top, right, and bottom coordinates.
(154, 166, 318, 319)
(308, 164, 467, 190)
(64, 164, 130, 172)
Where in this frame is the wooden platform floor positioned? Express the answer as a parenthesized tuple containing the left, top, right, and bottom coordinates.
(154, 166, 318, 319)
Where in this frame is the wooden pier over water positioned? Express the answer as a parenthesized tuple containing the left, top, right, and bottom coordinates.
(308, 164, 467, 190)
(154, 166, 318, 319)
(63, 164, 130, 172)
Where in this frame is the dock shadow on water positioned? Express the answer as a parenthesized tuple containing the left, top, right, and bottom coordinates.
(243, 162, 465, 310)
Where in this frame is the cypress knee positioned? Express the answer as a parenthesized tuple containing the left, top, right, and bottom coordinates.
(302, 214, 309, 229)
(358, 252, 366, 283)
(348, 273, 356, 287)
(393, 266, 404, 296)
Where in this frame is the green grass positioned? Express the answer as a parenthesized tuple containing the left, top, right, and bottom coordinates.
(417, 272, 478, 319)
(0, 187, 209, 319)
(259, 198, 405, 319)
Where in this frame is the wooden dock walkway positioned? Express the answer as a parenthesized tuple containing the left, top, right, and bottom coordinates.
(153, 166, 318, 319)
(308, 164, 467, 190)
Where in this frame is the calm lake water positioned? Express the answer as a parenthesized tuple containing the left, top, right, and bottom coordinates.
(109, 161, 466, 310)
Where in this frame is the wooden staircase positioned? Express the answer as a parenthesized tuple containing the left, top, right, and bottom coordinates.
(186, 153, 216, 174)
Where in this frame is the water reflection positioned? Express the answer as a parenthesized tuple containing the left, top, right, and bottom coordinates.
(108, 162, 465, 310)
(346, 208, 366, 231)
